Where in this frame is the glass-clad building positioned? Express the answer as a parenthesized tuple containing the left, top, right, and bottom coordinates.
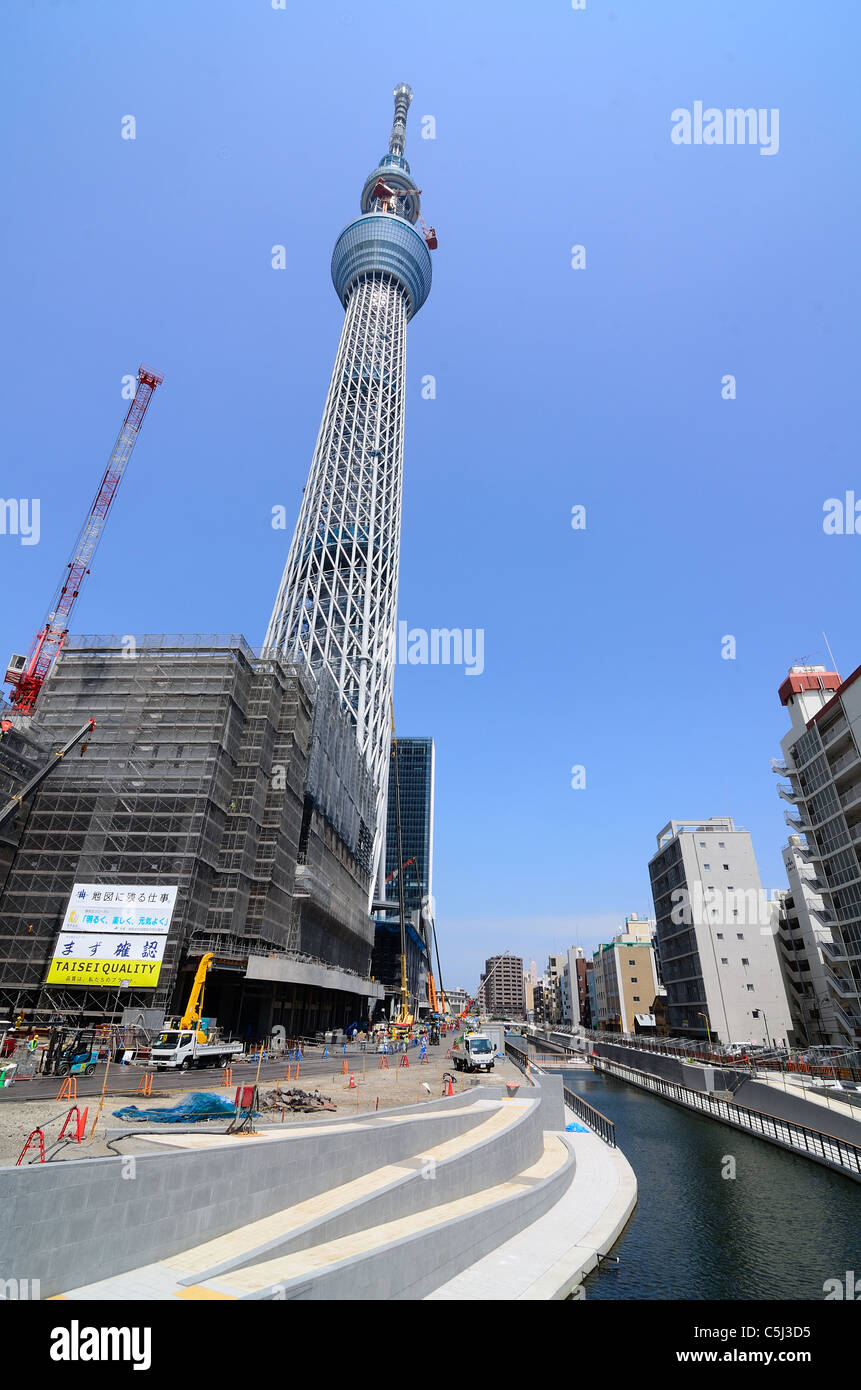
(385, 737, 434, 915)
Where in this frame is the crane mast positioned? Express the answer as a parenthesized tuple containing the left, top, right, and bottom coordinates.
(5, 365, 163, 716)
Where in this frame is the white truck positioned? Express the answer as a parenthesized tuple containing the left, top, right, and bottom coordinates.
(451, 1032, 496, 1073)
(149, 1027, 244, 1071)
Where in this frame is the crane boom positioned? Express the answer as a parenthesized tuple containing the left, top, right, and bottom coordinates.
(6, 365, 163, 715)
(0, 719, 95, 830)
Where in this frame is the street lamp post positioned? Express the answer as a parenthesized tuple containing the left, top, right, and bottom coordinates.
(751, 1007, 771, 1049)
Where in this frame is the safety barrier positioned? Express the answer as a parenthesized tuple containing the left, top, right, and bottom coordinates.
(593, 1054, 861, 1179)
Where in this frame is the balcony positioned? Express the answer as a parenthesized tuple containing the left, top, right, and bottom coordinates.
(777, 781, 802, 804)
(840, 783, 861, 815)
(784, 809, 813, 833)
(770, 756, 789, 775)
(821, 717, 850, 748)
(830, 745, 861, 778)
(823, 964, 861, 1001)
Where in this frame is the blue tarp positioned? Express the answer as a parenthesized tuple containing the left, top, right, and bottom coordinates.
(113, 1091, 237, 1124)
(565, 1121, 589, 1133)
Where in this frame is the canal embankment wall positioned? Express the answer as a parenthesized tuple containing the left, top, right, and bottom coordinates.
(593, 1042, 861, 1145)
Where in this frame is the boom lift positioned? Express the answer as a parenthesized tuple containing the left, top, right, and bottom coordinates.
(5, 365, 163, 716)
(171, 952, 214, 1043)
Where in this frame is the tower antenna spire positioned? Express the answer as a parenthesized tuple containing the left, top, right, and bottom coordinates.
(389, 83, 413, 157)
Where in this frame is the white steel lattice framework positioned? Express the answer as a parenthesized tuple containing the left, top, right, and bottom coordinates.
(265, 85, 433, 885)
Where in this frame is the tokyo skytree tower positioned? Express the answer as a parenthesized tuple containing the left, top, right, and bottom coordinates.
(265, 84, 434, 880)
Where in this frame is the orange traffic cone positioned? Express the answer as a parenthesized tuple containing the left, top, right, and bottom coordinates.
(348, 1073, 356, 1089)
(400, 1053, 410, 1068)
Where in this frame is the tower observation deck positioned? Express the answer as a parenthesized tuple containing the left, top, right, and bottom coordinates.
(265, 85, 433, 886)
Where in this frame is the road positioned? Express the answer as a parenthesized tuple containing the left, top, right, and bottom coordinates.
(0, 1045, 445, 1102)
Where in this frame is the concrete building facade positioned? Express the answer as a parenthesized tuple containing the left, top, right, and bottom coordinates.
(591, 919, 659, 1034)
(480, 954, 525, 1018)
(775, 664, 861, 1045)
(648, 818, 792, 1045)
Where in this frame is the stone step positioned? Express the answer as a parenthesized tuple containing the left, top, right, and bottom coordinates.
(59, 1096, 539, 1300)
(181, 1133, 574, 1301)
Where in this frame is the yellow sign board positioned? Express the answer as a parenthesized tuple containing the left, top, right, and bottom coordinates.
(45, 958, 162, 988)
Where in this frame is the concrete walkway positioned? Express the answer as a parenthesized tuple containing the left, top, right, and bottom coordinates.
(751, 1070, 861, 1128)
(426, 1106, 637, 1300)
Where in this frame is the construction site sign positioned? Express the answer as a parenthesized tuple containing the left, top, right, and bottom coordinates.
(45, 883, 178, 989)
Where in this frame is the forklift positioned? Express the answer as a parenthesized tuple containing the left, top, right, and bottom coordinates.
(41, 1026, 107, 1077)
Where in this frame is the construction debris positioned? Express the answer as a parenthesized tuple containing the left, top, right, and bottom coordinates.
(259, 1086, 336, 1114)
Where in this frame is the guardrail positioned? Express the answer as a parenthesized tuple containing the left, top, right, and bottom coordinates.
(562, 1085, 617, 1148)
(593, 1054, 861, 1179)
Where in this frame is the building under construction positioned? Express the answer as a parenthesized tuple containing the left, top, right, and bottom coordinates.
(0, 635, 383, 1038)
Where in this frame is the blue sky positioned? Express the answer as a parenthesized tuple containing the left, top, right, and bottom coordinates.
(3, 1, 860, 992)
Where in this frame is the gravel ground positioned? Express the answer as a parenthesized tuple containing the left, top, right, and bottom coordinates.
(1, 1048, 523, 1165)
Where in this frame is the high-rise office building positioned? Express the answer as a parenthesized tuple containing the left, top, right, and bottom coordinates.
(265, 85, 434, 884)
(774, 664, 861, 1044)
(649, 818, 792, 1044)
(385, 737, 434, 916)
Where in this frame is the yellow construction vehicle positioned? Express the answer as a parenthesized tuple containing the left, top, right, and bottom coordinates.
(149, 954, 243, 1071)
(176, 952, 214, 1042)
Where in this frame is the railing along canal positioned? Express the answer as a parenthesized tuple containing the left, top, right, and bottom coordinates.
(594, 1054, 861, 1179)
(505, 1039, 617, 1149)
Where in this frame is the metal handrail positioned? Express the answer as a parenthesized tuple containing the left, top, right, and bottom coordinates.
(593, 1054, 861, 1177)
(562, 1085, 617, 1148)
(506, 1039, 617, 1147)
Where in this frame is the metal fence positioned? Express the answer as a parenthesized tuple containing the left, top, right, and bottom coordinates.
(593, 1054, 861, 1179)
(562, 1084, 617, 1148)
(585, 1029, 861, 1084)
(506, 1039, 617, 1148)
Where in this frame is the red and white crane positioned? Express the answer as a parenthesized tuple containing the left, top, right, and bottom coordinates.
(5, 365, 163, 716)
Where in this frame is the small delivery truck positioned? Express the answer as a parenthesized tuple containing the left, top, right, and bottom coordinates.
(149, 1027, 243, 1071)
(451, 1032, 496, 1073)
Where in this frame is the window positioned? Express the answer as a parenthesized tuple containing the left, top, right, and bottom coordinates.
(718, 841, 725, 847)
(633, 996, 640, 1002)
(700, 841, 706, 847)
(737, 933, 744, 940)
(721, 957, 728, 964)
(628, 959, 636, 965)
(703, 863, 711, 870)
(741, 957, 749, 965)
(630, 977, 638, 983)
(723, 864, 729, 870)
(746, 984, 754, 992)
(716, 932, 724, 940)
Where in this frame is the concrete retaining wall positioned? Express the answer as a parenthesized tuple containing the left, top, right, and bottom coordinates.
(1, 1095, 492, 1298)
(594, 1042, 718, 1093)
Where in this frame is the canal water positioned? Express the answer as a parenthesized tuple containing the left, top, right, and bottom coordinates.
(563, 1066, 860, 1300)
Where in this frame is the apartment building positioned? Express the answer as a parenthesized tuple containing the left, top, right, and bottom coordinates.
(591, 917, 659, 1034)
(649, 819, 792, 1045)
(775, 665, 861, 1044)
